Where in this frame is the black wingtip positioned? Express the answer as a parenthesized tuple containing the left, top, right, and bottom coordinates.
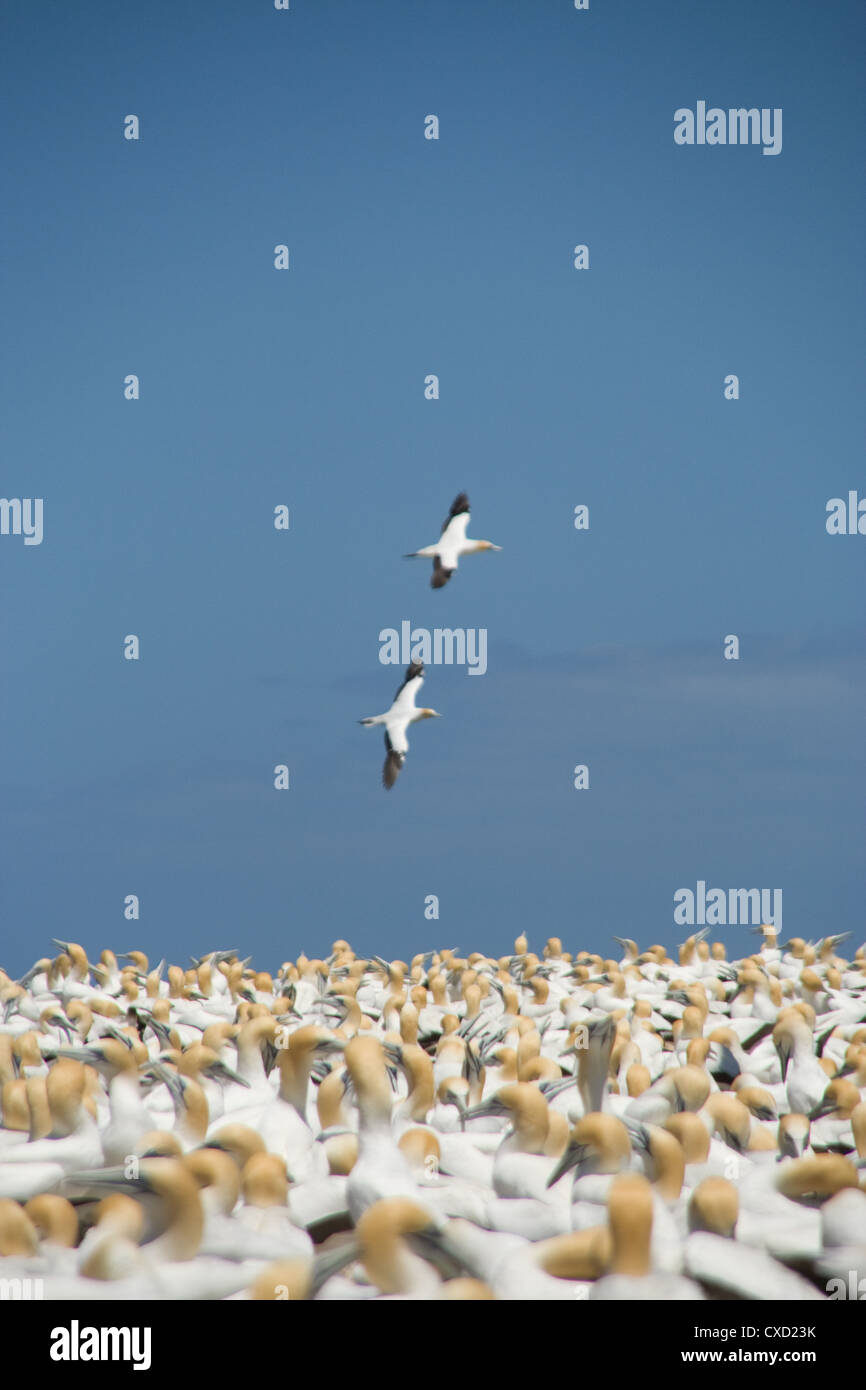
(432, 551, 454, 589)
(382, 748, 404, 789)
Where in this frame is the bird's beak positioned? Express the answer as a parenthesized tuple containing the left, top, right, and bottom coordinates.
(52, 1045, 105, 1067)
(709, 1045, 741, 1086)
(148, 1062, 185, 1104)
(449, 1091, 469, 1127)
(406, 1226, 464, 1280)
(776, 1039, 793, 1081)
(546, 1141, 586, 1188)
(308, 1242, 364, 1297)
(719, 1127, 745, 1155)
(808, 1096, 836, 1121)
(463, 1097, 505, 1122)
(64, 1166, 150, 1196)
(202, 1058, 251, 1088)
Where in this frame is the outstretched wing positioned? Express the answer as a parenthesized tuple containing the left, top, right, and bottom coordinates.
(431, 556, 454, 589)
(440, 492, 470, 535)
(382, 731, 405, 789)
(392, 660, 424, 707)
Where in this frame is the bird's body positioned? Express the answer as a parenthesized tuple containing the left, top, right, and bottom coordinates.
(405, 493, 501, 589)
(358, 661, 441, 789)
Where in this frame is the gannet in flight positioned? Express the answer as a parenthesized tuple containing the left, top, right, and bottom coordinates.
(405, 493, 501, 589)
(358, 661, 441, 789)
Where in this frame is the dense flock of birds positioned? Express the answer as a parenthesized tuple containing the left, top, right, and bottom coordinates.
(1, 928, 865, 1300)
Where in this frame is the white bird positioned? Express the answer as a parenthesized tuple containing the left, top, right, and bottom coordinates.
(343, 1037, 422, 1223)
(588, 1174, 704, 1301)
(465, 1084, 571, 1205)
(358, 661, 441, 789)
(435, 1218, 607, 1299)
(684, 1231, 824, 1300)
(0, 1162, 66, 1202)
(233, 1151, 314, 1261)
(2, 928, 864, 1303)
(208, 1027, 337, 1181)
(774, 1012, 831, 1115)
(404, 493, 501, 590)
(0, 1059, 101, 1174)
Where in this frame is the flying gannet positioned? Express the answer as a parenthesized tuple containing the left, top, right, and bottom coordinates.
(404, 493, 501, 589)
(358, 661, 441, 789)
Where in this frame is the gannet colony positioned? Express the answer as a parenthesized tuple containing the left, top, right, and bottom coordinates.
(1, 928, 864, 1301)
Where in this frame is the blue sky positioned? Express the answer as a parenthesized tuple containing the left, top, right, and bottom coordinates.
(2, 1, 863, 976)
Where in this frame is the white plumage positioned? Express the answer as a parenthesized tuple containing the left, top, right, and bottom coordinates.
(405, 492, 502, 589)
(358, 660, 441, 788)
